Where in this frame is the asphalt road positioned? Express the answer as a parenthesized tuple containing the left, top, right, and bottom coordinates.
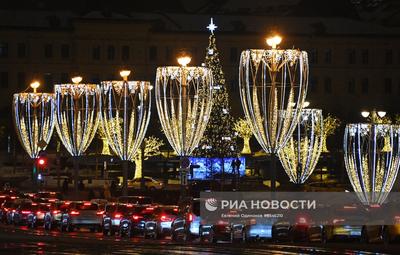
(0, 225, 399, 255)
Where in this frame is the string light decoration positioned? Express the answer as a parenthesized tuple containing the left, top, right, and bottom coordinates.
(233, 118, 253, 154)
(278, 109, 323, 184)
(195, 18, 237, 157)
(54, 77, 99, 194)
(319, 114, 341, 153)
(133, 136, 164, 179)
(13, 81, 55, 159)
(344, 123, 400, 205)
(155, 56, 213, 157)
(239, 34, 308, 189)
(99, 70, 152, 195)
(239, 35, 308, 154)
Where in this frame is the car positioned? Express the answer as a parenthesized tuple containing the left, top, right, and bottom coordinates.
(4, 198, 32, 225)
(144, 205, 179, 239)
(33, 191, 62, 203)
(12, 202, 39, 226)
(117, 196, 153, 205)
(170, 197, 211, 242)
(127, 177, 164, 190)
(102, 203, 134, 236)
(26, 203, 51, 228)
(60, 201, 104, 232)
(43, 201, 70, 230)
(206, 219, 245, 243)
(243, 219, 274, 241)
(119, 205, 158, 238)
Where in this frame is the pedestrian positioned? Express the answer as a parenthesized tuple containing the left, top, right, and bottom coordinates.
(103, 181, 111, 200)
(62, 178, 69, 194)
(235, 157, 241, 175)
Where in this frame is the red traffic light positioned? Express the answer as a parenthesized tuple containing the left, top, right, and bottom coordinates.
(38, 158, 46, 166)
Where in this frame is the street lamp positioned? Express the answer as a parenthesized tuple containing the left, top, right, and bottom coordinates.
(99, 70, 152, 196)
(239, 34, 309, 190)
(155, 54, 213, 198)
(54, 76, 99, 197)
(361, 109, 387, 122)
(13, 81, 55, 190)
(278, 109, 323, 184)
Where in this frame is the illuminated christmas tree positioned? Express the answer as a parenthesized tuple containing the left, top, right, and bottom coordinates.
(195, 18, 237, 158)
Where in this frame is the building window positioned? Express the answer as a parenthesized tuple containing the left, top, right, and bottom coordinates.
(385, 49, 393, 65)
(149, 46, 157, 62)
(44, 73, 53, 90)
(361, 78, 369, 94)
(17, 43, 26, 58)
(347, 49, 356, 64)
(60, 73, 69, 83)
(310, 76, 318, 93)
(0, 72, 9, 88)
(121, 45, 130, 61)
(17, 72, 26, 88)
(44, 44, 53, 58)
(361, 49, 369, 64)
(230, 47, 238, 63)
(347, 78, 355, 94)
(384, 78, 392, 94)
(92, 46, 100, 60)
(324, 77, 332, 94)
(165, 47, 171, 62)
(309, 49, 318, 64)
(324, 49, 331, 64)
(107, 45, 115, 60)
(0, 43, 8, 58)
(61, 44, 70, 59)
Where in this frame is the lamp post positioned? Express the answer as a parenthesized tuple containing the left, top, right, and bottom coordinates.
(99, 70, 152, 196)
(54, 77, 99, 197)
(13, 81, 55, 191)
(278, 108, 323, 185)
(239, 34, 309, 190)
(155, 54, 213, 199)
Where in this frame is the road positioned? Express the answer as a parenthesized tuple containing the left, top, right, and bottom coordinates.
(0, 225, 398, 255)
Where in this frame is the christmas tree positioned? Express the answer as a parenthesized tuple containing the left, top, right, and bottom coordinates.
(195, 18, 237, 158)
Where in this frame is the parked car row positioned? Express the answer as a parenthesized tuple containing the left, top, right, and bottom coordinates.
(1, 190, 400, 244)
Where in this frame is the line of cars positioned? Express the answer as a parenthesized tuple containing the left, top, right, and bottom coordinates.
(1, 190, 400, 245)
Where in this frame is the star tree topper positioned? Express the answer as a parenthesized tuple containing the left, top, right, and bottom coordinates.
(207, 18, 217, 35)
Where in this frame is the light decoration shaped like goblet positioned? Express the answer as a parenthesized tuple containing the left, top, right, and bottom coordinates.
(344, 123, 400, 205)
(239, 35, 308, 189)
(155, 55, 213, 198)
(13, 81, 55, 188)
(278, 109, 323, 184)
(99, 70, 152, 195)
(54, 76, 99, 195)
(155, 57, 213, 157)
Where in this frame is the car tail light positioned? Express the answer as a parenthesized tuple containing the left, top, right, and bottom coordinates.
(0, 195, 5, 198)
(64, 201, 71, 205)
(48, 199, 56, 202)
(160, 215, 173, 222)
(10, 196, 16, 199)
(297, 217, 307, 224)
(84, 202, 91, 206)
(114, 213, 122, 219)
(187, 213, 193, 222)
(21, 210, 31, 215)
(173, 208, 178, 212)
(4, 208, 9, 212)
(132, 214, 141, 220)
(126, 204, 133, 207)
(333, 218, 345, 224)
(146, 207, 154, 211)
(36, 211, 42, 215)
(52, 210, 60, 214)
(31, 203, 37, 206)
(70, 210, 80, 216)
(97, 210, 105, 215)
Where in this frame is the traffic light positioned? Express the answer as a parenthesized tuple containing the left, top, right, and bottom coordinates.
(36, 150, 47, 170)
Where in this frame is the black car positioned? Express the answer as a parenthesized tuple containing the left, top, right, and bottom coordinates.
(119, 205, 157, 238)
(43, 201, 69, 230)
(102, 203, 135, 236)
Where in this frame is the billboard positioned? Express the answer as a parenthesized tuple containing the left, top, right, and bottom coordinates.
(188, 157, 246, 180)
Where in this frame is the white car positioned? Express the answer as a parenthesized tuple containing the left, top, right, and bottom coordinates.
(127, 177, 164, 190)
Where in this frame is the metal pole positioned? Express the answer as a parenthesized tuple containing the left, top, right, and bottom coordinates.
(271, 154, 277, 191)
(122, 160, 128, 196)
(73, 156, 79, 198)
(32, 160, 37, 192)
